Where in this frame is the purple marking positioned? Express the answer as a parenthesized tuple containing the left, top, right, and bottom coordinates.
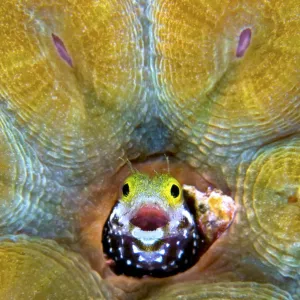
(236, 28, 252, 58)
(52, 33, 73, 67)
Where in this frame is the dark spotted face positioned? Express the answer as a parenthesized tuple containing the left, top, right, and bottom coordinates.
(102, 173, 204, 277)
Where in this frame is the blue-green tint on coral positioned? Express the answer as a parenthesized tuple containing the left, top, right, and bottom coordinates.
(0, 0, 299, 298)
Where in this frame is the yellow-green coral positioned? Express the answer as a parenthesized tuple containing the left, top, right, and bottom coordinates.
(0, 0, 299, 298)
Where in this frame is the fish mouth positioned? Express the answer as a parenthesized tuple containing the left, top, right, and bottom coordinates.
(130, 205, 170, 231)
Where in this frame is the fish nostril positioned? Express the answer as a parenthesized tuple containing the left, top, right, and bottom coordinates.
(130, 205, 169, 231)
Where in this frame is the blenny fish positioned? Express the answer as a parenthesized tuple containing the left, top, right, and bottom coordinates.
(102, 172, 204, 277)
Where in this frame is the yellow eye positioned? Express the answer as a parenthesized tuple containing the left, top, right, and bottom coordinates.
(170, 184, 180, 198)
(122, 182, 130, 197)
(121, 177, 135, 203)
(160, 176, 182, 207)
(121, 173, 147, 203)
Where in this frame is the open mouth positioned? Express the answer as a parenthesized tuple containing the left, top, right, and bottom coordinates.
(130, 205, 169, 231)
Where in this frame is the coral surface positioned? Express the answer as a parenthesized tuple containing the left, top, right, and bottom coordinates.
(0, 0, 299, 299)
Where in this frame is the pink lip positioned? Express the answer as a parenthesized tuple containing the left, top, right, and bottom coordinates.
(130, 205, 169, 231)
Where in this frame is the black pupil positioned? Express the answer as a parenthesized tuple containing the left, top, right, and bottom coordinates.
(122, 183, 130, 196)
(171, 184, 180, 198)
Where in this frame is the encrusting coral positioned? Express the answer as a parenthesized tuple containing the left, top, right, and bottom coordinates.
(0, 0, 299, 299)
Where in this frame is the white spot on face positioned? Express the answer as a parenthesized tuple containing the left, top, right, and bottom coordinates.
(193, 232, 196, 238)
(178, 250, 183, 258)
(170, 261, 176, 266)
(192, 249, 196, 254)
(155, 256, 163, 263)
(137, 264, 142, 268)
(193, 240, 197, 247)
(138, 255, 146, 262)
(132, 245, 139, 254)
(176, 241, 180, 246)
(162, 265, 168, 270)
(109, 248, 113, 253)
(127, 260, 132, 265)
(159, 249, 166, 255)
(184, 259, 188, 264)
(183, 229, 188, 238)
(166, 243, 170, 248)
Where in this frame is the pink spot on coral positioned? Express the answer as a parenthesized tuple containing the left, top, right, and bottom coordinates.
(236, 28, 252, 58)
(52, 33, 73, 67)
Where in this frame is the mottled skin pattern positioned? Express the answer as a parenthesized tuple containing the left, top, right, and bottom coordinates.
(0, 0, 299, 299)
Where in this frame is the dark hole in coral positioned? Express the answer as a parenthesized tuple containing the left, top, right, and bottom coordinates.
(99, 158, 220, 278)
(171, 184, 180, 198)
(236, 28, 252, 58)
(51, 33, 73, 67)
